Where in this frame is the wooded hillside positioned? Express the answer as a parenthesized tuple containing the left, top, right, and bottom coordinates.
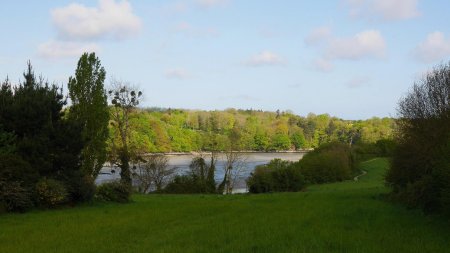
(110, 108, 395, 153)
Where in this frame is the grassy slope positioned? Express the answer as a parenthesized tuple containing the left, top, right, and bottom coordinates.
(1, 158, 449, 253)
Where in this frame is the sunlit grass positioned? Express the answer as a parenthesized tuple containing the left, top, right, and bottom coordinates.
(1, 158, 449, 253)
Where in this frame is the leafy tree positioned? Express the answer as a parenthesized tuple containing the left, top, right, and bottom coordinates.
(386, 62, 450, 214)
(68, 52, 109, 179)
(290, 132, 306, 150)
(108, 81, 142, 186)
(254, 131, 270, 151)
(272, 133, 291, 150)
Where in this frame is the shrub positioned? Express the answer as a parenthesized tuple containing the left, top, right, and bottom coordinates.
(96, 181, 131, 203)
(0, 180, 34, 212)
(36, 178, 68, 208)
(297, 142, 355, 184)
(375, 139, 396, 156)
(164, 175, 207, 194)
(66, 174, 96, 203)
(247, 159, 306, 193)
(352, 139, 397, 162)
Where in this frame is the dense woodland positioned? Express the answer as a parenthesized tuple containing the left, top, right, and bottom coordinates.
(114, 108, 395, 154)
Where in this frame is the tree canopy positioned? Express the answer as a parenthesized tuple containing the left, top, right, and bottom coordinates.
(68, 52, 109, 179)
(386, 62, 450, 215)
(107, 108, 395, 154)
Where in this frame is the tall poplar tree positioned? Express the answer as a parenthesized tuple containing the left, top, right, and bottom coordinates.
(68, 53, 109, 179)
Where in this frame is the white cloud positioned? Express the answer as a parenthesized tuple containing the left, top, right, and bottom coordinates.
(196, 0, 229, 8)
(38, 40, 99, 59)
(306, 29, 386, 71)
(244, 51, 285, 67)
(344, 0, 420, 21)
(413, 31, 450, 63)
(327, 30, 386, 60)
(313, 58, 334, 72)
(345, 76, 371, 88)
(305, 26, 331, 46)
(165, 68, 191, 80)
(51, 0, 142, 41)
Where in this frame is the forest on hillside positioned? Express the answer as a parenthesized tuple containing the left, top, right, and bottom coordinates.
(111, 108, 395, 154)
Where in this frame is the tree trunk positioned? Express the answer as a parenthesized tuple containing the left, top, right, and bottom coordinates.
(119, 148, 131, 186)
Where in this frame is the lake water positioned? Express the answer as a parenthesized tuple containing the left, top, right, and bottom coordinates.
(96, 152, 307, 192)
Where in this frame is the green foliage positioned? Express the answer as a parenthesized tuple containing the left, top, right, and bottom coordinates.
(290, 131, 306, 150)
(36, 178, 69, 208)
(271, 133, 291, 150)
(67, 175, 97, 203)
(386, 62, 450, 215)
(68, 52, 109, 178)
(296, 142, 355, 183)
(247, 159, 306, 193)
(96, 181, 131, 203)
(0, 180, 33, 212)
(0, 127, 16, 155)
(163, 175, 202, 194)
(0, 62, 90, 211)
(0, 154, 37, 186)
(0, 63, 68, 177)
(110, 108, 395, 153)
(352, 139, 397, 162)
(375, 139, 396, 156)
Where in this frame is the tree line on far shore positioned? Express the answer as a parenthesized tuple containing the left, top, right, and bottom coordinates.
(113, 107, 395, 155)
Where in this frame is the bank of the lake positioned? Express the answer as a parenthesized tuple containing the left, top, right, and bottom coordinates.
(1, 158, 449, 253)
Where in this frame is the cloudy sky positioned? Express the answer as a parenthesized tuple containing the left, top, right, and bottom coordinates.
(1, 0, 449, 119)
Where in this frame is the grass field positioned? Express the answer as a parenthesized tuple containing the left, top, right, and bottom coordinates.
(1, 158, 449, 253)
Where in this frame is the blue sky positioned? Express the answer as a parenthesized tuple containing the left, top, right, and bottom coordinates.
(0, 0, 449, 119)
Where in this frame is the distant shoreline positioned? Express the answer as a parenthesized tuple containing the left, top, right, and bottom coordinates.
(142, 150, 312, 156)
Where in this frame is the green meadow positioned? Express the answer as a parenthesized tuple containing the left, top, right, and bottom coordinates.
(1, 158, 449, 253)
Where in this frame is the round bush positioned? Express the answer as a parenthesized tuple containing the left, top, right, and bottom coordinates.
(0, 180, 34, 212)
(247, 159, 306, 193)
(298, 142, 355, 184)
(67, 174, 96, 203)
(96, 181, 131, 203)
(36, 178, 68, 208)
